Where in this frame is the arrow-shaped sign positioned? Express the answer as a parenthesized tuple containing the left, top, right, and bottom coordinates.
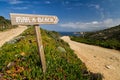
(10, 13, 59, 25)
(10, 13, 59, 74)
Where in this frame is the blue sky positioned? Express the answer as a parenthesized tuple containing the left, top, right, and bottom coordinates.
(0, 0, 120, 32)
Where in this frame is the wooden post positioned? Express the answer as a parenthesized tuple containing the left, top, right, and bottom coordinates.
(34, 25, 46, 73)
(10, 13, 59, 74)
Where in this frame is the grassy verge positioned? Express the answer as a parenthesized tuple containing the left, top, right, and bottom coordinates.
(0, 27, 102, 80)
(70, 36, 120, 50)
(0, 25, 17, 32)
(0, 16, 17, 32)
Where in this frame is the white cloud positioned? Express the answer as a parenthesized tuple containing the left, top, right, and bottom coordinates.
(9, 0, 23, 4)
(92, 21, 99, 24)
(62, 1, 83, 7)
(100, 11, 105, 19)
(0, 0, 26, 4)
(89, 4, 100, 9)
(44, 1, 51, 4)
(65, 1, 69, 4)
(88, 4, 105, 19)
(59, 18, 120, 31)
(103, 19, 113, 24)
(12, 7, 28, 10)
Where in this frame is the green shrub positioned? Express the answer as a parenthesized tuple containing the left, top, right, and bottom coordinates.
(0, 26, 95, 80)
(70, 36, 120, 50)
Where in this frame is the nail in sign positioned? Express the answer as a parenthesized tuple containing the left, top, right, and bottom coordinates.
(10, 13, 59, 25)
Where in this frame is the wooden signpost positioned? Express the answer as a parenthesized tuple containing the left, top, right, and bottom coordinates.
(10, 13, 59, 73)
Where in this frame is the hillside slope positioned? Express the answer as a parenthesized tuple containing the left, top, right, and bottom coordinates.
(0, 16, 17, 31)
(85, 25, 120, 40)
(71, 25, 120, 50)
(0, 27, 101, 80)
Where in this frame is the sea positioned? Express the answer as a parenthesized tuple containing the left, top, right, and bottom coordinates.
(58, 32, 81, 36)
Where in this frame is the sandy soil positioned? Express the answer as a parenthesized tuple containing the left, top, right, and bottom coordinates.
(61, 36, 120, 80)
(0, 26, 27, 47)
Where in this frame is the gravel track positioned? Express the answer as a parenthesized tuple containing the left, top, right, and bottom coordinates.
(61, 36, 120, 80)
(0, 26, 27, 47)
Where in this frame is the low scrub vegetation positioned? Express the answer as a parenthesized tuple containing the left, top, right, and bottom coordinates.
(0, 16, 17, 31)
(70, 36, 120, 50)
(0, 26, 102, 80)
(71, 25, 120, 50)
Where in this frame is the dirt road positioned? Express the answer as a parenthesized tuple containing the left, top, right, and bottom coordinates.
(61, 36, 120, 80)
(0, 26, 27, 47)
